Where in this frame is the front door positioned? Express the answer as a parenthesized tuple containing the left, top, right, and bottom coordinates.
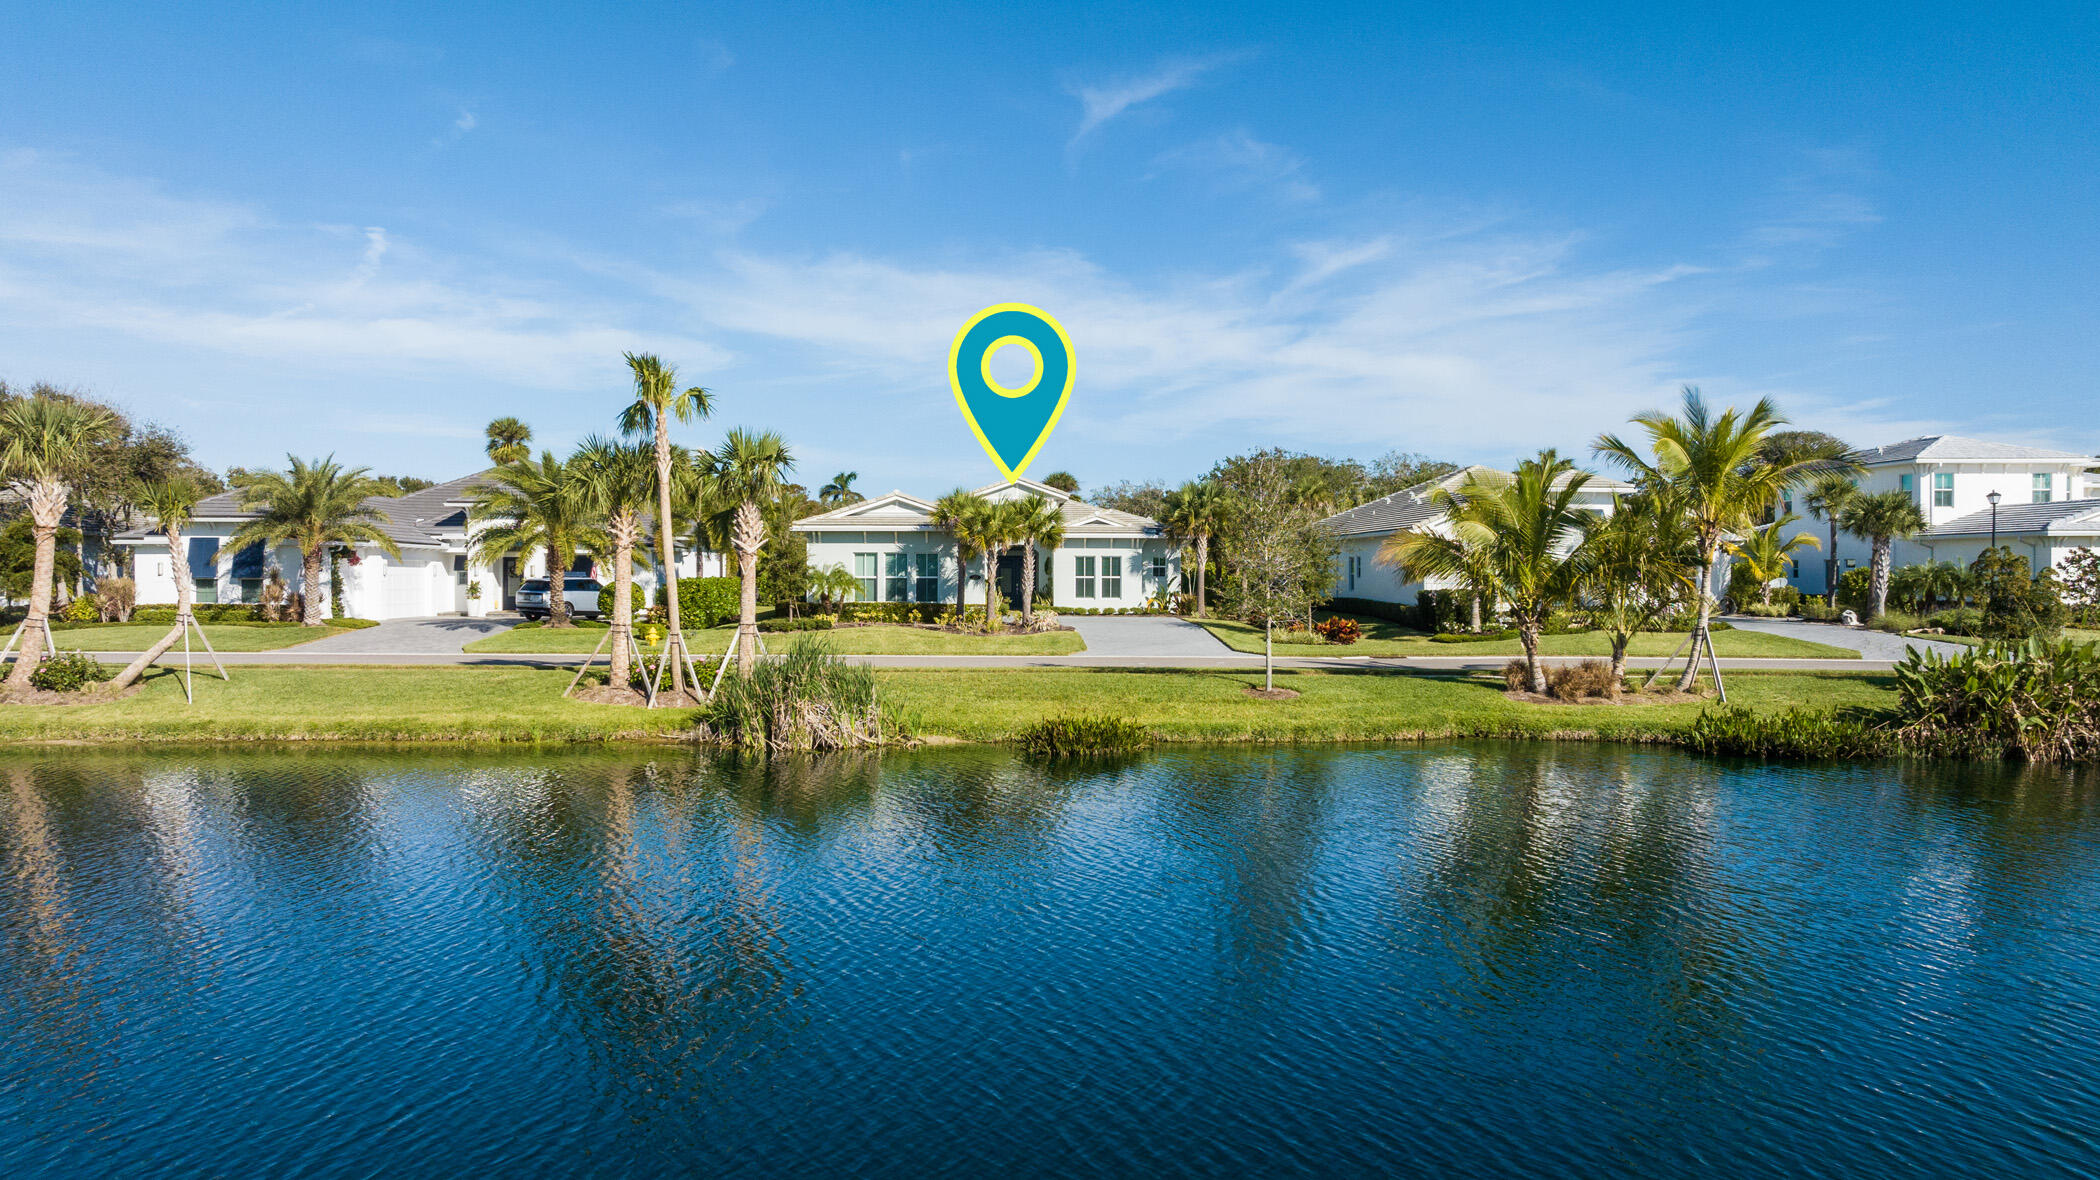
(995, 550, 1024, 607)
(501, 556, 519, 609)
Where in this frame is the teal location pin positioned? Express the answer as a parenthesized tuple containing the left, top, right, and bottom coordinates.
(949, 303, 1074, 482)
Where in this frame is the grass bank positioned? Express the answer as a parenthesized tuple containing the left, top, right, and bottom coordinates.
(465, 621, 1085, 655)
(41, 621, 366, 652)
(0, 664, 1894, 746)
(1192, 616, 1860, 659)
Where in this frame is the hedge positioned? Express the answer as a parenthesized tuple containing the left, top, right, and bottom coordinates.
(656, 576, 741, 628)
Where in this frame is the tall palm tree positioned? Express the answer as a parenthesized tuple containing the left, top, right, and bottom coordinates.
(467, 451, 601, 628)
(699, 429, 794, 671)
(1726, 514, 1820, 605)
(1838, 490, 1927, 620)
(484, 417, 533, 465)
(1596, 386, 1813, 690)
(1014, 496, 1065, 625)
(1160, 481, 1224, 617)
(1803, 473, 1858, 605)
(1382, 452, 1596, 694)
(572, 437, 656, 686)
(978, 499, 1032, 631)
(819, 471, 863, 506)
(933, 489, 990, 622)
(0, 394, 114, 687)
(619, 353, 712, 695)
(106, 476, 208, 690)
(1580, 489, 1702, 681)
(227, 456, 399, 627)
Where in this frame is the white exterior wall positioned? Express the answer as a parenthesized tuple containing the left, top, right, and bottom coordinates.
(1326, 484, 1622, 606)
(1051, 538, 1177, 609)
(124, 529, 321, 613)
(803, 529, 965, 605)
(801, 529, 1179, 610)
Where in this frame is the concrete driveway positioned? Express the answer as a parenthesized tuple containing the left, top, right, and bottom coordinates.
(292, 616, 520, 654)
(1723, 616, 1971, 660)
(1063, 615, 1232, 657)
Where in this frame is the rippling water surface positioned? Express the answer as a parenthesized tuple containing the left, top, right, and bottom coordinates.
(2, 744, 2097, 1176)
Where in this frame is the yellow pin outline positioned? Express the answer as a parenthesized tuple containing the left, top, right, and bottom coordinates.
(949, 302, 1075, 483)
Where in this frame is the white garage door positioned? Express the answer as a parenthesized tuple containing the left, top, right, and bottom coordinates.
(381, 563, 429, 618)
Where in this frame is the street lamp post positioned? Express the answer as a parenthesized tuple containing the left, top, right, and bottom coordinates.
(1987, 490, 2002, 551)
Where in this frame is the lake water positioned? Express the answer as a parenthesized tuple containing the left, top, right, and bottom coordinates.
(1, 744, 2096, 1177)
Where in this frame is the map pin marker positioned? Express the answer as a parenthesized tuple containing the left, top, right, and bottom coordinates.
(949, 303, 1074, 483)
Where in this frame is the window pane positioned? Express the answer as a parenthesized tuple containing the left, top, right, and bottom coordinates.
(193, 577, 218, 605)
(1102, 555, 1121, 599)
(853, 552, 877, 601)
(2034, 473, 2052, 503)
(1074, 554, 1095, 598)
(1932, 473, 1954, 508)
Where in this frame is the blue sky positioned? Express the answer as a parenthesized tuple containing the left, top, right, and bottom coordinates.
(2, 2, 2095, 493)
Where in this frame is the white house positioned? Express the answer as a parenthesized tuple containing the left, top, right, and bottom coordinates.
(790, 478, 1181, 611)
(1320, 466, 1634, 606)
(1780, 436, 2096, 592)
(116, 471, 722, 621)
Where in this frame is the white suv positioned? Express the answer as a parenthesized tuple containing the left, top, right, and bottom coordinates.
(515, 575, 603, 620)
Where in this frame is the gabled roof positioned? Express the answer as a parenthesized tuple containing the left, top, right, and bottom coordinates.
(1317, 466, 1633, 538)
(791, 490, 940, 529)
(1922, 497, 2100, 539)
(1849, 435, 2093, 465)
(118, 470, 496, 550)
(792, 482, 1160, 536)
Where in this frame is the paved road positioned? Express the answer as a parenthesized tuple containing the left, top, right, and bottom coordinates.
(290, 615, 519, 654)
(1063, 615, 1232, 657)
(1722, 616, 1969, 660)
(75, 650, 1896, 672)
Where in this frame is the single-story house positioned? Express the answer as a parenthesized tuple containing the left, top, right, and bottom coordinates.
(790, 478, 1182, 610)
(117, 471, 723, 620)
(1903, 498, 2100, 574)
(1319, 466, 1635, 607)
(1780, 435, 2096, 592)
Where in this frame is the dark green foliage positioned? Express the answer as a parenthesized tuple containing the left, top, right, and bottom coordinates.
(28, 649, 115, 693)
(1015, 713, 1151, 757)
(1685, 705, 1899, 759)
(1893, 639, 2100, 762)
(1413, 589, 1475, 633)
(1970, 547, 2065, 640)
(1868, 610, 1926, 634)
(660, 576, 741, 628)
(1836, 567, 1873, 614)
(1926, 606, 1985, 636)
(700, 638, 903, 752)
(1323, 597, 1418, 626)
(758, 616, 834, 632)
(0, 519, 82, 602)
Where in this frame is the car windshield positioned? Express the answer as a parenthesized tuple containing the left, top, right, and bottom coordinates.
(519, 579, 550, 591)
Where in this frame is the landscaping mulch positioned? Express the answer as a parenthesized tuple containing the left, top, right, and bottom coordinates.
(1244, 686, 1301, 701)
(1, 683, 144, 707)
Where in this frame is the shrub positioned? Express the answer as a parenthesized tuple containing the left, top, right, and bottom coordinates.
(96, 577, 137, 622)
(660, 576, 741, 628)
(1312, 616, 1361, 644)
(1685, 705, 1898, 759)
(1970, 547, 2067, 640)
(1836, 567, 1874, 614)
(1321, 597, 1416, 626)
(28, 650, 114, 693)
(759, 616, 834, 632)
(1797, 599, 1843, 622)
(1544, 659, 1620, 701)
(58, 596, 99, 624)
(700, 638, 905, 752)
(1739, 603, 1793, 618)
(1015, 713, 1151, 757)
(1413, 589, 1477, 633)
(1869, 610, 1926, 634)
(1893, 639, 2100, 762)
(1927, 606, 1985, 636)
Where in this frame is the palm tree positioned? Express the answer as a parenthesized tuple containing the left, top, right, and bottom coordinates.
(1014, 496, 1065, 625)
(484, 417, 533, 465)
(1803, 473, 1858, 605)
(1160, 481, 1224, 617)
(1382, 451, 1596, 694)
(1596, 386, 1813, 690)
(619, 354, 712, 696)
(1726, 514, 1821, 605)
(819, 471, 863, 506)
(699, 429, 794, 671)
(1838, 490, 1927, 620)
(106, 476, 208, 690)
(0, 394, 115, 687)
(467, 451, 601, 628)
(933, 489, 991, 623)
(572, 437, 656, 686)
(1580, 489, 1702, 681)
(228, 456, 399, 627)
(807, 563, 861, 610)
(975, 499, 1030, 631)
(1040, 471, 1080, 494)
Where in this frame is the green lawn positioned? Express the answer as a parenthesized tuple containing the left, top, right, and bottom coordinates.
(0, 664, 1895, 746)
(42, 622, 360, 652)
(465, 622, 1086, 656)
(1192, 617, 1860, 659)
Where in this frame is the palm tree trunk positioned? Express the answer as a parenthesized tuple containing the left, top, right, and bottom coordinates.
(1610, 634, 1629, 685)
(302, 547, 326, 626)
(733, 499, 763, 673)
(109, 526, 195, 690)
(1193, 535, 1209, 618)
(1021, 543, 1037, 625)
(1870, 539, 1892, 620)
(5, 485, 64, 689)
(546, 544, 572, 628)
(1521, 623, 1546, 694)
(954, 545, 969, 623)
(1264, 618, 1273, 691)
(654, 414, 686, 697)
(609, 528, 634, 688)
(1470, 593, 1482, 633)
(1827, 519, 1840, 605)
(1677, 547, 1717, 692)
(984, 546, 999, 632)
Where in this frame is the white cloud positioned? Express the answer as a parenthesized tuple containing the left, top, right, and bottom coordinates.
(1152, 129, 1319, 202)
(1068, 55, 1237, 147)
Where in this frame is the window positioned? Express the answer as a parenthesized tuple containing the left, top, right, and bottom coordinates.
(1780, 491, 1793, 516)
(1073, 555, 1096, 598)
(1101, 555, 1122, 599)
(1347, 554, 1362, 592)
(239, 578, 263, 603)
(885, 552, 910, 601)
(2034, 473, 2053, 504)
(1148, 555, 1167, 580)
(915, 552, 939, 603)
(853, 552, 877, 602)
(1932, 473, 1954, 508)
(188, 537, 219, 605)
(1899, 474, 1914, 499)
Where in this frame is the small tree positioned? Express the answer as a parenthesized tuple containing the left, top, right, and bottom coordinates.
(485, 417, 533, 465)
(1580, 489, 1701, 682)
(1160, 480, 1225, 618)
(1725, 514, 1820, 605)
(1838, 490, 1928, 621)
(107, 477, 208, 690)
(1216, 454, 1336, 692)
(468, 451, 600, 628)
(2060, 547, 2100, 626)
(0, 394, 115, 687)
(1014, 495, 1065, 625)
(228, 456, 400, 626)
(572, 437, 656, 686)
(933, 490, 992, 622)
(699, 428, 795, 671)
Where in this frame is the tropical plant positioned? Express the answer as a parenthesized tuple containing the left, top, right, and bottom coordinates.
(807, 563, 862, 609)
(1970, 547, 2067, 640)
(699, 428, 795, 671)
(1013, 495, 1065, 625)
(0, 518, 82, 605)
(484, 416, 533, 465)
(571, 436, 656, 686)
(467, 451, 601, 628)
(700, 636, 901, 751)
(1596, 387, 1815, 690)
(1579, 489, 1702, 681)
(1384, 451, 1596, 694)
(933, 489, 992, 622)
(1039, 471, 1081, 494)
(1889, 560, 1967, 615)
(0, 394, 115, 688)
(1837, 490, 1927, 620)
(818, 471, 863, 506)
(1802, 473, 1859, 604)
(1726, 514, 1821, 605)
(1159, 480, 1225, 617)
(619, 353, 712, 696)
(226, 456, 399, 627)
(106, 476, 210, 690)
(963, 499, 1028, 632)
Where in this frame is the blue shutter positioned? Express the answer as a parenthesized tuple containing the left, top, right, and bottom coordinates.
(229, 542, 266, 579)
(188, 537, 220, 574)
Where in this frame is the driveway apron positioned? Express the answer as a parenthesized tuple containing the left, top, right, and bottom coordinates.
(292, 616, 520, 655)
(1062, 615, 1233, 657)
(1722, 616, 1971, 660)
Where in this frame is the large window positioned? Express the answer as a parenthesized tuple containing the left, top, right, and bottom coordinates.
(1346, 554, 1362, 592)
(1148, 554, 1167, 580)
(885, 552, 910, 601)
(1073, 555, 1096, 599)
(914, 552, 939, 602)
(2034, 473, 2054, 504)
(1101, 555, 1122, 600)
(188, 537, 220, 605)
(1899, 474, 1914, 499)
(1932, 473, 1954, 508)
(853, 552, 877, 601)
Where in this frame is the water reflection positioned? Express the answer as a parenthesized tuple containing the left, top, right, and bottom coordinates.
(0, 745, 2094, 1176)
